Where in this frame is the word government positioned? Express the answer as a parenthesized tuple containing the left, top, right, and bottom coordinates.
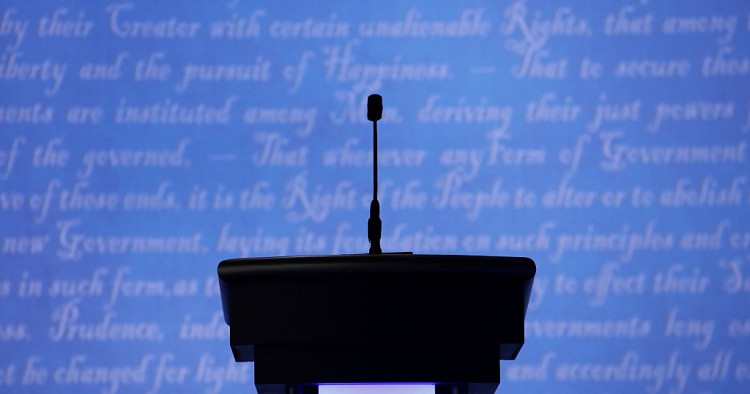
(56, 220, 204, 261)
(600, 133, 746, 171)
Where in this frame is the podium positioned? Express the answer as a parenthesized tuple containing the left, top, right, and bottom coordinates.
(218, 253, 536, 394)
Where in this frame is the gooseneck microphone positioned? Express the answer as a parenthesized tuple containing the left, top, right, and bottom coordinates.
(367, 94, 383, 255)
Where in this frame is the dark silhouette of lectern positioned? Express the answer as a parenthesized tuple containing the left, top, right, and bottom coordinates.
(218, 254, 535, 394)
(218, 95, 536, 394)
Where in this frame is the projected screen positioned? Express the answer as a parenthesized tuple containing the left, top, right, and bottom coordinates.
(1, 1, 749, 393)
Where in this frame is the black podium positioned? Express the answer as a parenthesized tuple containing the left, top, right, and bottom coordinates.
(218, 253, 536, 394)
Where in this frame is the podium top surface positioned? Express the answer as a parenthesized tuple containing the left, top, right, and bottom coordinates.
(218, 253, 536, 281)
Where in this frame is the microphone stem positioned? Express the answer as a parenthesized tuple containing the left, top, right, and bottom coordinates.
(373, 120, 378, 201)
(368, 120, 382, 254)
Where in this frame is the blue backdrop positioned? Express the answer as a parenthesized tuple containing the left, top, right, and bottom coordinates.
(1, 1, 749, 393)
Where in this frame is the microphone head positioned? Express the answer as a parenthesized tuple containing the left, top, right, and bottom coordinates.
(367, 94, 383, 122)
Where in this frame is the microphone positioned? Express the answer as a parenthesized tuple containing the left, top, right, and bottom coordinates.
(367, 94, 382, 254)
(367, 94, 383, 122)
